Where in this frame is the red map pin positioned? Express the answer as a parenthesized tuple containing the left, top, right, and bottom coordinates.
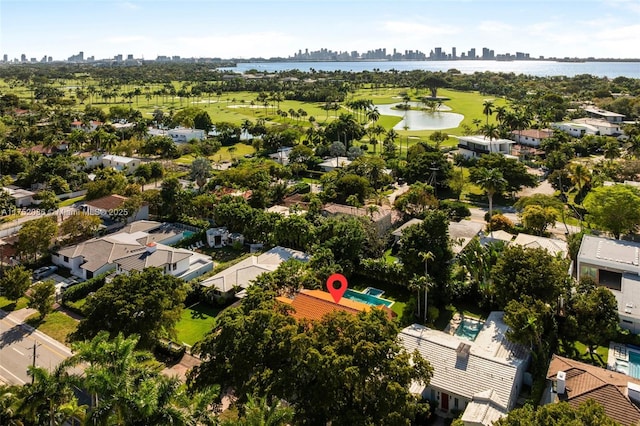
(326, 273, 348, 303)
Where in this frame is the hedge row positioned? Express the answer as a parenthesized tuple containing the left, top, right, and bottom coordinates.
(61, 273, 108, 302)
(356, 258, 408, 286)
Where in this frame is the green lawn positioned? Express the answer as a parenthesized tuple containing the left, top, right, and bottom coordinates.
(348, 276, 410, 320)
(25, 311, 79, 344)
(59, 195, 85, 207)
(0, 296, 29, 311)
(175, 303, 221, 346)
(561, 341, 609, 368)
(209, 143, 255, 163)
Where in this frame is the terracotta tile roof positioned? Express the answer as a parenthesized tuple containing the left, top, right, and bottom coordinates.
(547, 354, 640, 426)
(83, 194, 127, 211)
(277, 289, 394, 322)
(512, 129, 553, 139)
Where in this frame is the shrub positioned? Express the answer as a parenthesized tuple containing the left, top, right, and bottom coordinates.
(427, 306, 440, 325)
(488, 214, 514, 232)
(357, 258, 408, 286)
(288, 182, 311, 195)
(61, 274, 107, 303)
(440, 200, 471, 221)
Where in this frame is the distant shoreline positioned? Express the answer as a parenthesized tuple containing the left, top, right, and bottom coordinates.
(235, 58, 640, 64)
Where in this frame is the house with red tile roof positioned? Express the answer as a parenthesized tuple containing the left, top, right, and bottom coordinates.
(544, 354, 640, 426)
(277, 289, 395, 322)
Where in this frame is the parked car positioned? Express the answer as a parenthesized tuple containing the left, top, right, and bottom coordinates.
(33, 266, 58, 280)
(61, 278, 80, 292)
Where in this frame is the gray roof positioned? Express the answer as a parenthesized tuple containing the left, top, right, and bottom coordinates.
(391, 218, 424, 237)
(118, 220, 163, 234)
(114, 245, 192, 271)
(400, 312, 528, 410)
(460, 389, 507, 426)
(512, 233, 568, 258)
(578, 235, 640, 272)
(200, 246, 309, 292)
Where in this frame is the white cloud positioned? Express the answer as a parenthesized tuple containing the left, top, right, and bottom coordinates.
(477, 20, 514, 33)
(104, 35, 149, 44)
(601, 0, 640, 14)
(382, 20, 459, 37)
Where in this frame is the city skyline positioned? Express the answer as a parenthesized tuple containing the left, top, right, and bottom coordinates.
(1, 0, 640, 61)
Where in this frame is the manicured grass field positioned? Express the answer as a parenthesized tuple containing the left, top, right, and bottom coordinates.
(25, 311, 79, 344)
(59, 195, 85, 207)
(0, 296, 29, 312)
(348, 276, 409, 320)
(175, 302, 221, 346)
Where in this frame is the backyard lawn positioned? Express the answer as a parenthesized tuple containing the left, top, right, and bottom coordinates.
(349, 276, 409, 320)
(25, 311, 79, 344)
(175, 302, 221, 346)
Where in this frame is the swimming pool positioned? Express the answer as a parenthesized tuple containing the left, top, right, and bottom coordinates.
(455, 318, 484, 341)
(183, 231, 195, 238)
(343, 289, 394, 308)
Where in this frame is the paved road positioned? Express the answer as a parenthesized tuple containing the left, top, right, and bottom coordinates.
(0, 309, 76, 385)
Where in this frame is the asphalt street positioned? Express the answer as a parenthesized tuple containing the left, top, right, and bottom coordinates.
(0, 309, 75, 385)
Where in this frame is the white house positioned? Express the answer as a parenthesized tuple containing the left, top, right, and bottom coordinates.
(552, 118, 623, 137)
(511, 233, 568, 258)
(577, 235, 640, 333)
(400, 312, 529, 422)
(269, 147, 293, 165)
(167, 128, 205, 143)
(2, 186, 36, 208)
(71, 120, 102, 132)
(205, 227, 244, 248)
(101, 154, 141, 174)
(391, 218, 483, 254)
(200, 246, 309, 298)
(583, 106, 625, 123)
(52, 221, 212, 281)
(318, 156, 352, 172)
(78, 152, 103, 169)
(510, 129, 553, 148)
(456, 135, 516, 159)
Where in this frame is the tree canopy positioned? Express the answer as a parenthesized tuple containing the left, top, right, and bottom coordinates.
(584, 184, 640, 239)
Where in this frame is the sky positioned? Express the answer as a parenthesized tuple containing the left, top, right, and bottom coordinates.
(1, 0, 640, 61)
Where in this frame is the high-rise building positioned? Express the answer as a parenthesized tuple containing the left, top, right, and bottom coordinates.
(20, 53, 26, 62)
(452, 47, 457, 59)
(468, 48, 476, 59)
(434, 47, 442, 59)
(2, 54, 7, 62)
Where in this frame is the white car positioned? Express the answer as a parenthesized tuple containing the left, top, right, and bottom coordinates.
(33, 266, 58, 280)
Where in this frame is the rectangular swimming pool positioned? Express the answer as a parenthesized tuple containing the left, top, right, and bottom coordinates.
(343, 289, 394, 308)
(630, 349, 640, 379)
(363, 287, 385, 297)
(455, 318, 484, 341)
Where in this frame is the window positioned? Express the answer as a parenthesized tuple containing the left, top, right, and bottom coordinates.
(623, 320, 633, 324)
(63, 256, 69, 262)
(580, 264, 597, 280)
(454, 398, 459, 409)
(599, 270, 622, 291)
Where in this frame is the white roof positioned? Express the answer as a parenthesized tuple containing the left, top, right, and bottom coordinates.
(480, 230, 514, 245)
(102, 154, 138, 164)
(318, 157, 351, 168)
(460, 389, 507, 426)
(200, 246, 309, 292)
(583, 106, 625, 118)
(512, 233, 568, 258)
(399, 312, 528, 409)
(457, 135, 515, 146)
(578, 235, 640, 271)
(618, 274, 640, 320)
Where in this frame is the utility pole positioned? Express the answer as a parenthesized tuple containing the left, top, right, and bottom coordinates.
(30, 340, 41, 384)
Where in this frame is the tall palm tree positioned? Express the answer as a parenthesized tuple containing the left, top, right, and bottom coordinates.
(482, 100, 494, 125)
(366, 106, 380, 124)
(475, 168, 507, 223)
(419, 251, 435, 321)
(408, 276, 422, 319)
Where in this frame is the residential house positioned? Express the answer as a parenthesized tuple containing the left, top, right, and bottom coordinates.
(101, 154, 141, 174)
(322, 203, 392, 235)
(543, 354, 640, 426)
(511, 233, 568, 258)
(71, 120, 102, 132)
(510, 129, 553, 148)
(577, 235, 640, 333)
(456, 135, 516, 159)
(2, 186, 36, 208)
(268, 147, 293, 165)
(400, 312, 529, 421)
(552, 119, 623, 137)
(114, 241, 212, 282)
(277, 289, 394, 322)
(78, 152, 103, 169)
(583, 106, 625, 123)
(52, 221, 212, 281)
(77, 194, 148, 224)
(200, 246, 309, 298)
(391, 218, 483, 254)
(167, 128, 205, 143)
(318, 156, 352, 172)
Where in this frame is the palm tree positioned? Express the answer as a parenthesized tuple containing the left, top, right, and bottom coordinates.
(475, 168, 507, 224)
(481, 123, 500, 154)
(567, 163, 591, 202)
(482, 100, 494, 125)
(419, 251, 435, 321)
(366, 106, 380, 124)
(472, 118, 482, 130)
(408, 276, 423, 319)
(225, 394, 294, 426)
